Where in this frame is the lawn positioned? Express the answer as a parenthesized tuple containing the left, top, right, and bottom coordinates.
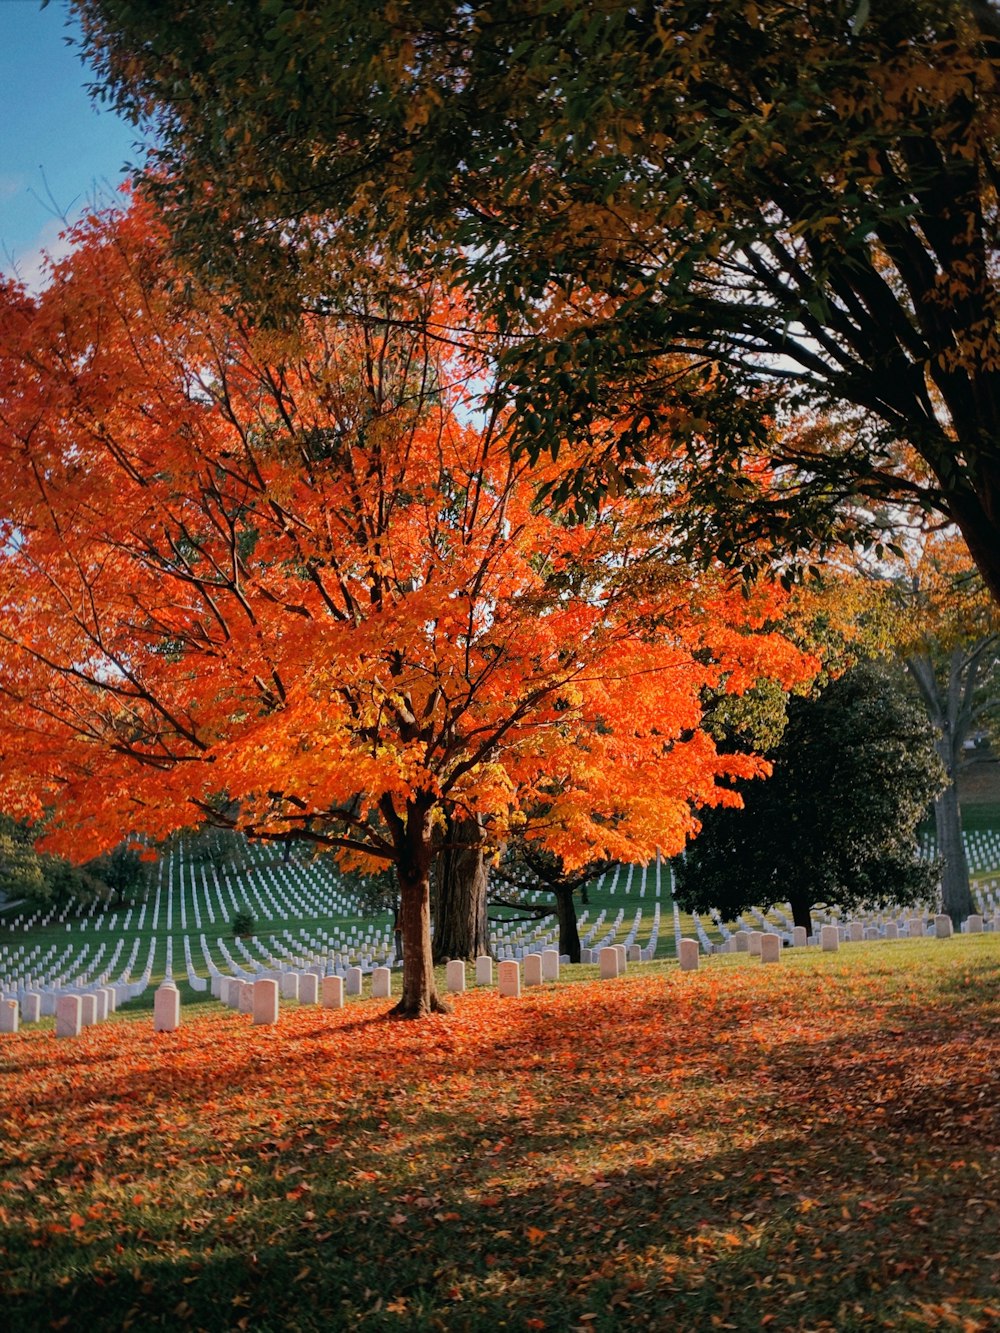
(3, 939, 999, 1331)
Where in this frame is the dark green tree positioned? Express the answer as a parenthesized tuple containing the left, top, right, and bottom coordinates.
(675, 664, 945, 935)
(73, 0, 1000, 601)
(491, 840, 613, 964)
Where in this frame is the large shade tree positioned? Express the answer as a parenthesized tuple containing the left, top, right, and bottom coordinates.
(0, 203, 813, 1015)
(675, 663, 945, 935)
(73, 0, 1000, 600)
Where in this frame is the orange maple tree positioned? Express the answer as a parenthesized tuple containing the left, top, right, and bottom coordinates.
(0, 203, 814, 1015)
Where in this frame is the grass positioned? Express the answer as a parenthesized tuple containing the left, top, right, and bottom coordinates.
(3, 938, 1000, 1331)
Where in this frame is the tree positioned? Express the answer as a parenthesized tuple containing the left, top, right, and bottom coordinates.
(675, 664, 945, 935)
(492, 839, 613, 964)
(432, 813, 491, 964)
(73, 0, 1000, 602)
(892, 533, 1000, 923)
(0, 202, 815, 1016)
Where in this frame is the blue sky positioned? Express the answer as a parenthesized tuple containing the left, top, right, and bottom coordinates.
(0, 0, 145, 287)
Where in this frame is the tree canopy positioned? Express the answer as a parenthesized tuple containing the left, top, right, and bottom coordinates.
(72, 0, 1000, 600)
(674, 663, 946, 933)
(0, 202, 814, 1013)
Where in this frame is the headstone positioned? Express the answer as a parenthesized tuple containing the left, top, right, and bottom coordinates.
(733, 930, 750, 952)
(542, 949, 560, 981)
(909, 917, 926, 937)
(56, 994, 82, 1039)
(211, 974, 222, 999)
(967, 914, 984, 934)
(934, 913, 954, 939)
(80, 993, 98, 1027)
(884, 921, 899, 940)
(599, 946, 619, 980)
(21, 992, 41, 1023)
(820, 924, 839, 952)
(848, 922, 864, 943)
(280, 972, 300, 1001)
(153, 982, 180, 1032)
(760, 933, 781, 964)
(238, 981, 254, 1014)
(792, 927, 807, 948)
(475, 956, 493, 986)
(94, 989, 109, 1022)
(864, 927, 880, 941)
(524, 953, 543, 987)
(446, 959, 466, 993)
(0, 999, 18, 1034)
(579, 948, 593, 964)
(498, 960, 520, 998)
(322, 975, 344, 1009)
(748, 931, 763, 957)
(627, 945, 643, 963)
(371, 967, 392, 998)
(252, 978, 279, 1025)
(614, 944, 627, 973)
(102, 985, 117, 1014)
(678, 938, 699, 972)
(345, 966, 363, 996)
(299, 972, 320, 1004)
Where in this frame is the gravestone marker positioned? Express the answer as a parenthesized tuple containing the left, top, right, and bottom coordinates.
(446, 959, 466, 993)
(299, 972, 320, 1004)
(934, 914, 953, 939)
(322, 975, 344, 1009)
(280, 973, 300, 1001)
(372, 967, 392, 998)
(498, 960, 520, 998)
(56, 994, 82, 1038)
(820, 924, 839, 952)
(524, 954, 543, 986)
(0, 999, 18, 1034)
(542, 949, 559, 981)
(253, 978, 279, 1026)
(599, 946, 619, 979)
(760, 933, 781, 963)
(345, 966, 363, 996)
(475, 956, 493, 986)
(678, 938, 699, 972)
(154, 982, 180, 1032)
(80, 994, 98, 1027)
(792, 927, 807, 948)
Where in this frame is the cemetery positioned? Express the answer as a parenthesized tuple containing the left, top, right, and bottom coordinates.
(2, 826, 1000, 1329)
(2, 2, 1000, 1328)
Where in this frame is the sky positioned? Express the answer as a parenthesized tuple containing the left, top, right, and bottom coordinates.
(0, 0, 145, 288)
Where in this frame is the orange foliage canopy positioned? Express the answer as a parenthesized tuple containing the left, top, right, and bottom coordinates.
(0, 202, 814, 1012)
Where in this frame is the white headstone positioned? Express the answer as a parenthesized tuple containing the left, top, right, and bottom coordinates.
(614, 944, 627, 973)
(524, 953, 543, 986)
(967, 914, 984, 934)
(102, 985, 117, 1014)
(56, 994, 82, 1038)
(848, 922, 864, 943)
(792, 927, 808, 948)
(599, 946, 619, 979)
(371, 967, 392, 998)
(748, 931, 763, 957)
(934, 913, 954, 939)
(820, 924, 839, 952)
(446, 959, 466, 993)
(760, 933, 781, 963)
(21, 992, 41, 1023)
(541, 949, 559, 981)
(345, 966, 363, 996)
(280, 972, 300, 1001)
(299, 972, 320, 1004)
(153, 982, 180, 1032)
(733, 930, 750, 952)
(80, 993, 98, 1027)
(498, 960, 520, 998)
(475, 956, 493, 986)
(627, 945, 643, 963)
(678, 938, 699, 972)
(884, 921, 899, 940)
(0, 998, 18, 1034)
(94, 989, 109, 1022)
(238, 981, 254, 1014)
(908, 917, 926, 937)
(322, 975, 344, 1009)
(253, 978, 279, 1025)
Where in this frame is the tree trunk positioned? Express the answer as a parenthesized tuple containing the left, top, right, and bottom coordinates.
(554, 884, 581, 963)
(390, 803, 450, 1018)
(432, 814, 491, 963)
(789, 894, 813, 935)
(934, 775, 975, 927)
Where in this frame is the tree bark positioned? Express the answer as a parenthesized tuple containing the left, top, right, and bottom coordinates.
(934, 767, 975, 927)
(554, 884, 581, 963)
(789, 894, 813, 935)
(388, 799, 450, 1018)
(432, 814, 491, 963)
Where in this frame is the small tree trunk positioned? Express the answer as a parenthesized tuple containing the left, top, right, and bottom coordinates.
(391, 803, 450, 1018)
(433, 815, 491, 963)
(935, 776, 974, 926)
(789, 894, 813, 935)
(554, 884, 581, 963)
